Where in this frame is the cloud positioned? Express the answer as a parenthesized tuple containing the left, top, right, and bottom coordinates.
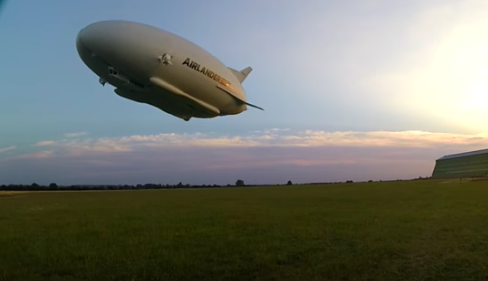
(17, 150, 54, 159)
(0, 146, 16, 153)
(64, 132, 88, 138)
(0, 129, 486, 185)
(21, 130, 488, 157)
(35, 141, 55, 147)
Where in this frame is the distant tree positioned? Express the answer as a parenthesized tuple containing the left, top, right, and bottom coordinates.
(31, 183, 39, 187)
(49, 183, 58, 189)
(236, 179, 244, 187)
(287, 180, 293, 185)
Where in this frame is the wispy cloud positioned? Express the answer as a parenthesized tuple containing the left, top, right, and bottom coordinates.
(64, 132, 88, 138)
(0, 146, 16, 153)
(18, 150, 54, 159)
(22, 130, 488, 157)
(35, 141, 55, 147)
(1, 129, 486, 185)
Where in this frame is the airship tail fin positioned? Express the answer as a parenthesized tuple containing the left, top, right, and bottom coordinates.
(228, 66, 253, 83)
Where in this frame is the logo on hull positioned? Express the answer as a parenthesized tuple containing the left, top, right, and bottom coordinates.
(159, 53, 173, 65)
(182, 58, 231, 87)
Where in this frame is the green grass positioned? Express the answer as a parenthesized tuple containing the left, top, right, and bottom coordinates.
(1, 179, 488, 281)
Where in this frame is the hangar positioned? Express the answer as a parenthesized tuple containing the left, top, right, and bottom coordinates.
(432, 148, 488, 179)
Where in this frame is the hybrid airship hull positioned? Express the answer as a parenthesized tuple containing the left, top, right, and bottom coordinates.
(76, 20, 261, 121)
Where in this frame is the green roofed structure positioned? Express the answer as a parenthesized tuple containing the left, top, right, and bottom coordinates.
(432, 148, 488, 179)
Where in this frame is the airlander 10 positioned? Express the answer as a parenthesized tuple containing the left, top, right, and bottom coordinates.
(76, 20, 262, 121)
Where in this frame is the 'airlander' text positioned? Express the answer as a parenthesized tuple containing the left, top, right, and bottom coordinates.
(182, 58, 230, 87)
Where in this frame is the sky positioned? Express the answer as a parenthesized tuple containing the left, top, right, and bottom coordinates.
(1, 0, 488, 185)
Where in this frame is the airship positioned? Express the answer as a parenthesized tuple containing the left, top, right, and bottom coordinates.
(76, 20, 262, 121)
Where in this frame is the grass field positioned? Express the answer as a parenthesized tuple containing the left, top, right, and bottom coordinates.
(1, 179, 488, 281)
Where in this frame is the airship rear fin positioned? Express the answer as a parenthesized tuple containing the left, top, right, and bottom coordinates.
(228, 66, 253, 83)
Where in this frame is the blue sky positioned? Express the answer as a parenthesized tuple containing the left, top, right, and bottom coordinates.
(1, 0, 488, 185)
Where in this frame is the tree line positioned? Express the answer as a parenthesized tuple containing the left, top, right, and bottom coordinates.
(0, 180, 297, 191)
(1, 178, 434, 192)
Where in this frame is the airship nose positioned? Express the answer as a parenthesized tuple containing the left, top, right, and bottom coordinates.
(76, 28, 89, 59)
(76, 22, 111, 60)
(76, 21, 151, 79)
